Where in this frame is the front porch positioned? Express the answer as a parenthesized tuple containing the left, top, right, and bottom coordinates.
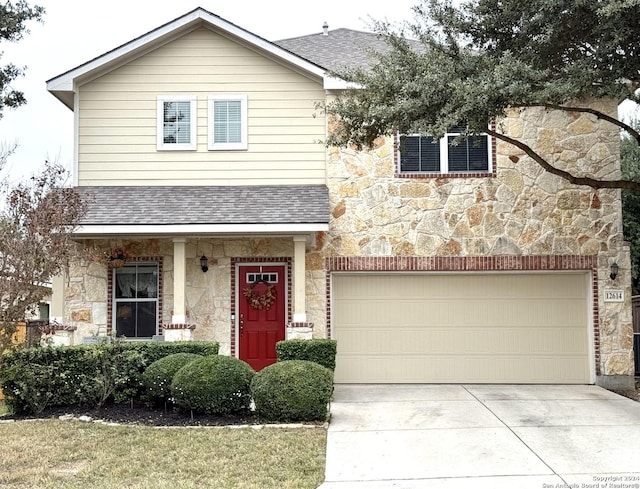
(51, 235, 327, 360)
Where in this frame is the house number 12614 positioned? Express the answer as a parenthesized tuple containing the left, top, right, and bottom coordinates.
(604, 289, 624, 302)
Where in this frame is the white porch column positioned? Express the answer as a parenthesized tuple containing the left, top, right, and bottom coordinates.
(172, 238, 187, 324)
(50, 274, 65, 323)
(293, 236, 307, 323)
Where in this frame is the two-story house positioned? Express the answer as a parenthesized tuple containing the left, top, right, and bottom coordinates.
(46, 8, 633, 388)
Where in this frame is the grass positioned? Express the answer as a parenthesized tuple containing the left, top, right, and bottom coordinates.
(0, 420, 327, 489)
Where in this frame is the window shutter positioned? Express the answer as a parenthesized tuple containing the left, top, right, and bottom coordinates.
(400, 135, 440, 172)
(468, 135, 489, 171)
(447, 135, 488, 172)
(447, 136, 468, 171)
(400, 136, 420, 172)
(419, 136, 440, 172)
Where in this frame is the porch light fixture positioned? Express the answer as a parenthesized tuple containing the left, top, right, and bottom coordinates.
(200, 255, 209, 273)
(610, 262, 619, 280)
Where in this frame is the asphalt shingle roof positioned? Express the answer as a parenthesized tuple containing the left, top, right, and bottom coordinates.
(275, 28, 391, 73)
(76, 185, 329, 226)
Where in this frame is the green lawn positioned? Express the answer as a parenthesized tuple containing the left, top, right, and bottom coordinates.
(0, 420, 326, 489)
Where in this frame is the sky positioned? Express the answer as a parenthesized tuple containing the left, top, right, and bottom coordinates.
(0, 0, 420, 180)
(0, 0, 638, 183)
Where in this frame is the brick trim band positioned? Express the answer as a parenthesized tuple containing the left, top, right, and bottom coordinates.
(39, 323, 77, 332)
(288, 322, 314, 329)
(326, 255, 597, 271)
(162, 323, 196, 330)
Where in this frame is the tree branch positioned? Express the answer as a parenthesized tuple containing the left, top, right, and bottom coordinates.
(524, 103, 640, 146)
(485, 128, 640, 191)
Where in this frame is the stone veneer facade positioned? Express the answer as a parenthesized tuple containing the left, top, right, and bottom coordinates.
(320, 99, 632, 383)
(61, 99, 633, 384)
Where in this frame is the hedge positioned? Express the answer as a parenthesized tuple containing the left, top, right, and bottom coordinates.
(275, 339, 337, 370)
(0, 340, 219, 414)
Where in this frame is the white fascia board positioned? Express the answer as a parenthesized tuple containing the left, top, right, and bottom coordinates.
(73, 222, 329, 237)
(323, 76, 362, 90)
(46, 9, 325, 97)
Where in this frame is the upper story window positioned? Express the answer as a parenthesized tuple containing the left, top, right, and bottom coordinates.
(157, 95, 197, 151)
(398, 126, 491, 175)
(208, 94, 248, 150)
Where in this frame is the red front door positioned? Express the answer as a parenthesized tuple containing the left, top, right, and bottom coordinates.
(238, 265, 286, 371)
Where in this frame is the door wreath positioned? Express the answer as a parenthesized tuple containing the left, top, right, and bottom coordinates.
(243, 280, 277, 310)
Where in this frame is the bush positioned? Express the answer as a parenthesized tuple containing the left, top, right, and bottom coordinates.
(1, 345, 99, 414)
(275, 339, 337, 370)
(171, 355, 255, 415)
(251, 360, 333, 422)
(0, 340, 219, 414)
(142, 353, 203, 405)
(88, 341, 147, 407)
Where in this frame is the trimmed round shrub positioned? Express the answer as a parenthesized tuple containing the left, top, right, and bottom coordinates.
(171, 355, 255, 414)
(251, 360, 333, 422)
(142, 353, 203, 405)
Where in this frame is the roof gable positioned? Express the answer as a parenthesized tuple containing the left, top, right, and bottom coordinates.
(46, 7, 328, 110)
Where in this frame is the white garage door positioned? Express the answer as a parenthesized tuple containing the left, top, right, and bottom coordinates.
(332, 272, 591, 384)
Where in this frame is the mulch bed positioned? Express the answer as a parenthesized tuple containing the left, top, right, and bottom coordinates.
(612, 388, 640, 402)
(1, 402, 264, 427)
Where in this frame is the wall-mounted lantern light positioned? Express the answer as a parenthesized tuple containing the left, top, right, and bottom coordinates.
(610, 262, 619, 280)
(200, 255, 209, 273)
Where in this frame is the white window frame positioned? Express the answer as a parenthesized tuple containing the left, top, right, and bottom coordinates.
(156, 95, 197, 151)
(208, 94, 248, 151)
(399, 128, 492, 174)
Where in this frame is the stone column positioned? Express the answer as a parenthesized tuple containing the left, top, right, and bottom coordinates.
(50, 274, 65, 324)
(293, 236, 307, 323)
(288, 236, 313, 340)
(172, 238, 187, 324)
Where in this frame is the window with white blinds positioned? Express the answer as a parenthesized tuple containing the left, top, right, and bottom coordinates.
(208, 95, 248, 150)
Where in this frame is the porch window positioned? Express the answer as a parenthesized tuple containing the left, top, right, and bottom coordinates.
(113, 263, 158, 338)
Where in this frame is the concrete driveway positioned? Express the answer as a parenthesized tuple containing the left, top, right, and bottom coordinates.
(318, 384, 640, 488)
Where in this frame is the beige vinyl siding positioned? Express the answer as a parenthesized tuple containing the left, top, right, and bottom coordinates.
(332, 272, 591, 384)
(76, 27, 326, 186)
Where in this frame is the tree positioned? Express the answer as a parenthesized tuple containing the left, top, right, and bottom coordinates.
(0, 160, 86, 355)
(327, 0, 640, 191)
(621, 120, 640, 293)
(0, 1, 44, 118)
(0, 3, 82, 357)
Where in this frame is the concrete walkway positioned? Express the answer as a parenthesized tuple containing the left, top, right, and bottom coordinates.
(318, 384, 640, 488)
